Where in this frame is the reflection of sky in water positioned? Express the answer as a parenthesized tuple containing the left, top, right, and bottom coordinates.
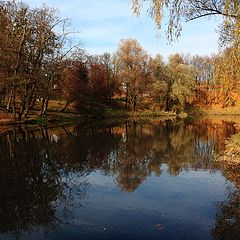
(47, 165, 234, 240)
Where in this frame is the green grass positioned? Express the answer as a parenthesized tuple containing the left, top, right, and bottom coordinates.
(25, 116, 45, 124)
(104, 109, 177, 118)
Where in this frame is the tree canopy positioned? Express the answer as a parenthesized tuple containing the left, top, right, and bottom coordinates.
(132, 0, 240, 44)
(0, 0, 240, 120)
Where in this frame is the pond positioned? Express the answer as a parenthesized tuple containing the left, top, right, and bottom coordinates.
(0, 117, 239, 240)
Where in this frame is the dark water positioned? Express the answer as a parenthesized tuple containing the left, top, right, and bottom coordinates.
(0, 117, 240, 240)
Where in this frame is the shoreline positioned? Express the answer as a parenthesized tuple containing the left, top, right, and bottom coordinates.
(1, 106, 240, 126)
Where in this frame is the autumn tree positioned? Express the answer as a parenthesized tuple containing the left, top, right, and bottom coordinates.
(132, 1, 240, 109)
(0, 1, 77, 120)
(87, 62, 109, 103)
(60, 59, 88, 112)
(87, 53, 118, 104)
(165, 54, 196, 112)
(132, 0, 239, 43)
(98, 53, 118, 103)
(17, 5, 63, 119)
(185, 55, 215, 104)
(150, 54, 168, 110)
(0, 1, 32, 117)
(213, 47, 240, 107)
(59, 51, 118, 113)
(116, 39, 151, 112)
(0, 4, 10, 106)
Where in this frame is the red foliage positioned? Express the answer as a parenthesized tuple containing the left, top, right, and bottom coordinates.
(88, 62, 109, 102)
(60, 61, 88, 104)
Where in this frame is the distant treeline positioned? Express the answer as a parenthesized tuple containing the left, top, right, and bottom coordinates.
(0, 1, 239, 120)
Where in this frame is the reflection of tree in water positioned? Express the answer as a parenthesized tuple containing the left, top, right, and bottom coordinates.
(57, 125, 122, 175)
(212, 129, 240, 240)
(114, 121, 155, 192)
(160, 120, 196, 176)
(0, 118, 238, 238)
(212, 189, 240, 240)
(111, 119, 236, 191)
(62, 118, 236, 192)
(0, 126, 89, 239)
(192, 119, 237, 166)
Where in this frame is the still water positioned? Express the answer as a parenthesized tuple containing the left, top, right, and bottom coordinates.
(0, 117, 239, 240)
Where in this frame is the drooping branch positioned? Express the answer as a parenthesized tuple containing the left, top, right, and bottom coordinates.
(132, 0, 240, 42)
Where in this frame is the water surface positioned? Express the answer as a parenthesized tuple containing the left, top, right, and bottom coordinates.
(0, 117, 239, 240)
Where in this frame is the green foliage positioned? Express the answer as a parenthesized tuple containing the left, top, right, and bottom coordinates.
(151, 53, 196, 112)
(170, 63, 196, 110)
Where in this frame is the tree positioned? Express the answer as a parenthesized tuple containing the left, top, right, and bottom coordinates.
(0, 1, 76, 120)
(116, 39, 151, 112)
(132, 0, 240, 110)
(16, 5, 61, 120)
(185, 54, 214, 104)
(60, 51, 117, 113)
(132, 0, 239, 43)
(0, 1, 32, 117)
(170, 64, 196, 112)
(60, 59, 88, 112)
(166, 54, 196, 111)
(88, 53, 118, 104)
(88, 61, 109, 103)
(213, 47, 240, 107)
(150, 54, 168, 110)
(98, 53, 118, 103)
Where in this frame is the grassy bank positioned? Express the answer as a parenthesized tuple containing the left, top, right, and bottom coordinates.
(192, 104, 240, 116)
(0, 109, 82, 126)
(2, 100, 240, 126)
(104, 108, 177, 118)
(0, 108, 179, 126)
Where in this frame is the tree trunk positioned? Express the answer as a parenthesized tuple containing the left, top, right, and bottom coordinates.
(133, 97, 137, 112)
(0, 88, 6, 106)
(24, 85, 35, 118)
(39, 98, 46, 115)
(6, 90, 13, 111)
(12, 88, 16, 118)
(125, 93, 128, 109)
(61, 100, 70, 112)
(125, 85, 128, 109)
(42, 98, 49, 115)
(165, 97, 170, 111)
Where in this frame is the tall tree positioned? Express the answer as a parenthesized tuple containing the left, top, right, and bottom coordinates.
(0, 1, 76, 120)
(60, 59, 88, 112)
(116, 39, 150, 112)
(185, 55, 214, 104)
(213, 47, 240, 107)
(166, 54, 196, 111)
(150, 54, 168, 110)
(98, 53, 118, 103)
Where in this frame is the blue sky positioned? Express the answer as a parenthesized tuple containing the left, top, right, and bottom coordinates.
(25, 0, 223, 60)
